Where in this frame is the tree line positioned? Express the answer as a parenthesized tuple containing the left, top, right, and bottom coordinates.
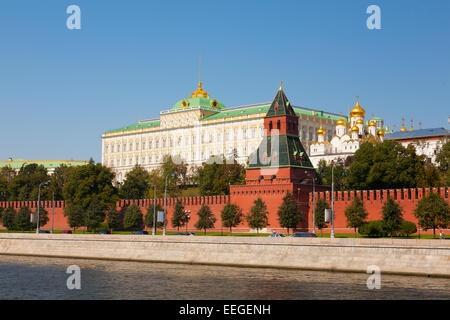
(316, 140, 449, 190)
(314, 192, 449, 238)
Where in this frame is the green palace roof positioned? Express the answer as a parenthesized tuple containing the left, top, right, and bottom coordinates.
(171, 97, 226, 111)
(0, 159, 89, 170)
(104, 102, 345, 134)
(105, 119, 160, 134)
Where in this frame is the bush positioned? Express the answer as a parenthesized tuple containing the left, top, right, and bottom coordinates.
(358, 220, 386, 238)
(397, 220, 417, 237)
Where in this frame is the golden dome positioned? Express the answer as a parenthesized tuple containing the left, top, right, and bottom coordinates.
(377, 128, 385, 136)
(399, 117, 407, 131)
(350, 97, 366, 117)
(190, 81, 210, 99)
(356, 119, 364, 125)
(336, 118, 346, 126)
(317, 125, 326, 136)
(351, 125, 359, 132)
(369, 120, 376, 127)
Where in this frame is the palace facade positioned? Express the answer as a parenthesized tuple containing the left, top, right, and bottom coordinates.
(101, 82, 343, 181)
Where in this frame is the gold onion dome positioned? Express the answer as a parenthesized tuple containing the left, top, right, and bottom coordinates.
(350, 97, 366, 117)
(377, 128, 385, 136)
(351, 125, 359, 132)
(317, 125, 326, 136)
(369, 120, 376, 127)
(190, 81, 210, 98)
(336, 118, 346, 126)
(356, 119, 364, 125)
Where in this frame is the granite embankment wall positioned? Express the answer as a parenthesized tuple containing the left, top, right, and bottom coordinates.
(0, 234, 449, 277)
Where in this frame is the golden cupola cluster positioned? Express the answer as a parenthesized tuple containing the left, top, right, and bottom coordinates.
(190, 81, 210, 99)
(350, 97, 366, 117)
(351, 125, 359, 132)
(369, 120, 376, 127)
(356, 119, 364, 125)
(377, 128, 385, 136)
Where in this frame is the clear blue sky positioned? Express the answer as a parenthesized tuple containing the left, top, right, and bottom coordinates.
(0, 0, 449, 162)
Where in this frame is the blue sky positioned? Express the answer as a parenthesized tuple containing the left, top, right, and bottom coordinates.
(0, 0, 449, 162)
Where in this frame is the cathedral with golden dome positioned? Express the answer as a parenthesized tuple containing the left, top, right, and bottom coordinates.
(308, 97, 386, 167)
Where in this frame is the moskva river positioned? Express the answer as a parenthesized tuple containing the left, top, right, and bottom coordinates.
(0, 255, 448, 299)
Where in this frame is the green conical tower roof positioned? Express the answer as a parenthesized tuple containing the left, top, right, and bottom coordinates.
(248, 85, 314, 169)
(265, 85, 297, 118)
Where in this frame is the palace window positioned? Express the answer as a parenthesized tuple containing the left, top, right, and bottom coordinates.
(251, 127, 255, 138)
(242, 128, 247, 139)
(209, 133, 213, 143)
(169, 137, 173, 147)
(136, 142, 139, 151)
(155, 138, 159, 148)
(277, 120, 280, 130)
(192, 134, 196, 145)
(149, 139, 152, 149)
(162, 137, 166, 148)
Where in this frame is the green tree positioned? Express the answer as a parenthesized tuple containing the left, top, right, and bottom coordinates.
(435, 141, 450, 186)
(7, 164, 51, 201)
(16, 207, 33, 231)
(221, 203, 243, 235)
(34, 206, 49, 229)
(344, 196, 368, 237)
(65, 205, 85, 232)
(277, 192, 302, 234)
(194, 156, 245, 196)
(315, 199, 330, 237)
(346, 141, 428, 190)
(49, 165, 73, 200)
(382, 197, 403, 238)
(246, 198, 269, 234)
(316, 160, 346, 190)
(171, 201, 186, 231)
(124, 204, 144, 231)
(63, 163, 118, 231)
(119, 165, 151, 200)
(1, 207, 17, 231)
(414, 193, 449, 238)
(195, 204, 216, 235)
(145, 204, 164, 229)
(106, 207, 122, 233)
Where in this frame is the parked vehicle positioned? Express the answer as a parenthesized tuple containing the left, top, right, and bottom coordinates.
(172, 232, 197, 236)
(133, 231, 148, 235)
(268, 233, 285, 237)
(289, 232, 317, 238)
(98, 230, 110, 235)
(38, 230, 50, 234)
(62, 230, 72, 234)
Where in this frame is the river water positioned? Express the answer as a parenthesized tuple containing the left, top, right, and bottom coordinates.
(0, 255, 448, 300)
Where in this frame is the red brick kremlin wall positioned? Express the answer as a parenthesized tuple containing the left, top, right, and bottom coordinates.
(0, 187, 449, 234)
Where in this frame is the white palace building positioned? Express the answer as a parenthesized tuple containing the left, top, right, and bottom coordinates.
(101, 82, 344, 181)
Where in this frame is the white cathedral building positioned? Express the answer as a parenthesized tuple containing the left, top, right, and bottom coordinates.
(308, 97, 386, 167)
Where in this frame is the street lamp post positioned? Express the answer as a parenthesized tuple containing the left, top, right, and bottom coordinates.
(331, 163, 335, 238)
(163, 173, 175, 236)
(49, 189, 54, 234)
(185, 211, 191, 233)
(303, 171, 316, 234)
(151, 184, 156, 236)
(36, 180, 50, 234)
